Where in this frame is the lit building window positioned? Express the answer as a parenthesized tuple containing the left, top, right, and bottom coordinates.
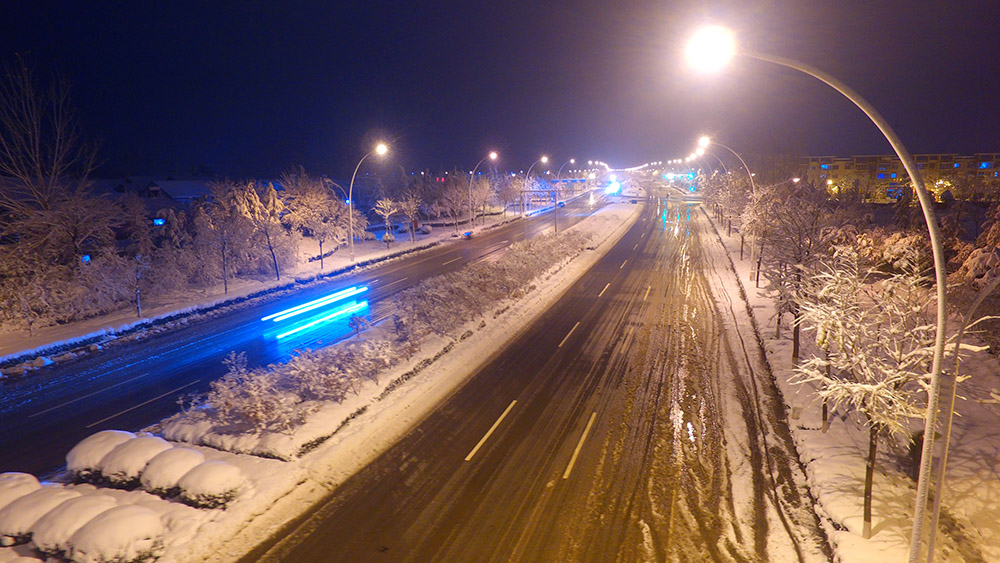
(981, 162, 993, 169)
(890, 173, 897, 179)
(820, 164, 829, 169)
(877, 173, 886, 179)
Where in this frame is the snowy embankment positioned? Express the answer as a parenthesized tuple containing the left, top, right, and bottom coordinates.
(706, 209, 1000, 563)
(0, 199, 639, 563)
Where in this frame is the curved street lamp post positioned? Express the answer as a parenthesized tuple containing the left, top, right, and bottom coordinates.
(468, 151, 498, 228)
(686, 26, 948, 561)
(553, 158, 575, 232)
(348, 143, 388, 262)
(523, 156, 549, 215)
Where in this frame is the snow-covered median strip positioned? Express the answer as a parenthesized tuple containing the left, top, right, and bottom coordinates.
(0, 201, 639, 563)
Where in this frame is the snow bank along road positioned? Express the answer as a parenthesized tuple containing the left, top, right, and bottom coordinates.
(244, 196, 833, 562)
(0, 195, 606, 477)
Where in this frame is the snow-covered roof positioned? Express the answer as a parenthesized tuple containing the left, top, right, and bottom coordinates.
(148, 180, 213, 202)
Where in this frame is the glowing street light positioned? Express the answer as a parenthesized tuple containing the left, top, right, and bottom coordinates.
(684, 25, 736, 74)
(468, 151, 498, 227)
(685, 25, 948, 558)
(348, 142, 389, 261)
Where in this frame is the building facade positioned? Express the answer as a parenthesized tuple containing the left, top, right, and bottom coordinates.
(801, 153, 1000, 201)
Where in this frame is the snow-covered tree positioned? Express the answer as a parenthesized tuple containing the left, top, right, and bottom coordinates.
(397, 191, 421, 243)
(281, 170, 352, 270)
(0, 56, 97, 219)
(750, 180, 833, 363)
(470, 176, 495, 225)
(373, 198, 398, 248)
(794, 246, 936, 539)
(246, 181, 292, 281)
(194, 181, 254, 294)
(497, 176, 523, 218)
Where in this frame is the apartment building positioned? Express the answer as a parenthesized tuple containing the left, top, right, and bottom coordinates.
(801, 153, 1000, 201)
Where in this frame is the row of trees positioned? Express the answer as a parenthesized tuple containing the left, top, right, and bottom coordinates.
(702, 165, 1000, 539)
(0, 59, 578, 331)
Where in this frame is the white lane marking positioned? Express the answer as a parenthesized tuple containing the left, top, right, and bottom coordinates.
(465, 399, 517, 462)
(563, 411, 597, 479)
(558, 322, 581, 348)
(598, 283, 610, 297)
(643, 285, 651, 301)
(620, 259, 628, 270)
(31, 372, 150, 417)
(380, 277, 409, 287)
(633, 243, 638, 251)
(86, 380, 202, 428)
(443, 257, 461, 266)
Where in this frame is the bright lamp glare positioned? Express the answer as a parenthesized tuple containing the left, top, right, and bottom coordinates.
(540, 156, 549, 164)
(698, 136, 711, 148)
(375, 143, 388, 155)
(685, 25, 736, 73)
(489, 151, 498, 160)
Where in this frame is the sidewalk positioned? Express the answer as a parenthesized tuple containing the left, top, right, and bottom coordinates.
(705, 208, 1000, 562)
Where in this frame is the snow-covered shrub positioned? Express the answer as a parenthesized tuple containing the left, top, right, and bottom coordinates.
(177, 461, 245, 509)
(285, 349, 352, 403)
(0, 473, 40, 511)
(0, 487, 80, 546)
(420, 224, 432, 235)
(31, 494, 117, 557)
(67, 504, 164, 563)
(207, 352, 300, 431)
(140, 448, 205, 497)
(66, 430, 137, 482)
(953, 246, 1000, 291)
(97, 436, 172, 488)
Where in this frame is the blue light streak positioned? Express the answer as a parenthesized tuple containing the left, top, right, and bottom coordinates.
(261, 286, 369, 322)
(276, 301, 368, 340)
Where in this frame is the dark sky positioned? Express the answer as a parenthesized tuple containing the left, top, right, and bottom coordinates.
(3, 1, 998, 178)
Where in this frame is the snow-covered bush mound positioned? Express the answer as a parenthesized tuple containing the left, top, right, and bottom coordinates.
(177, 461, 245, 509)
(140, 448, 205, 497)
(67, 431, 136, 482)
(956, 245, 1000, 290)
(0, 487, 80, 546)
(67, 504, 164, 563)
(97, 436, 172, 488)
(0, 474, 40, 512)
(30, 494, 117, 557)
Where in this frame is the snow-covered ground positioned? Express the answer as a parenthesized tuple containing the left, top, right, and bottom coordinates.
(0, 196, 641, 563)
(707, 208, 1000, 563)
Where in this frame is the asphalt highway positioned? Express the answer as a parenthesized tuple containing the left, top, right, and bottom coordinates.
(0, 194, 604, 476)
(245, 195, 832, 562)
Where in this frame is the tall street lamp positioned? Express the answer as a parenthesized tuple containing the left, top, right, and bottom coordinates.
(554, 158, 575, 232)
(699, 137, 753, 193)
(523, 155, 548, 215)
(469, 151, 498, 227)
(348, 142, 388, 262)
(685, 25, 948, 561)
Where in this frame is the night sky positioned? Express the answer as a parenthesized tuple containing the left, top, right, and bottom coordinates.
(3, 1, 998, 178)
